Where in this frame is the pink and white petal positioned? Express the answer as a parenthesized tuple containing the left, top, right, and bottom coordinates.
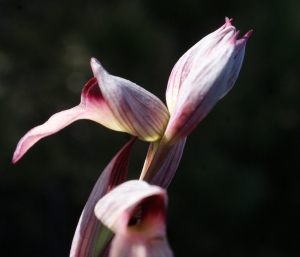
(166, 45, 197, 114)
(163, 39, 235, 145)
(108, 228, 173, 257)
(94, 181, 166, 233)
(95, 180, 172, 257)
(79, 77, 125, 131)
(91, 58, 170, 142)
(166, 19, 236, 113)
(221, 30, 253, 98)
(12, 106, 86, 163)
(12, 78, 124, 163)
(70, 137, 137, 257)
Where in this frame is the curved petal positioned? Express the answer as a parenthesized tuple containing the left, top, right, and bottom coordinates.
(94, 181, 173, 257)
(221, 29, 253, 98)
(109, 229, 173, 257)
(70, 137, 137, 257)
(166, 17, 236, 114)
(94, 181, 166, 232)
(13, 58, 170, 163)
(91, 58, 170, 142)
(12, 77, 124, 163)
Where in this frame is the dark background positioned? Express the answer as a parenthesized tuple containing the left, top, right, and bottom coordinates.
(1, 0, 300, 256)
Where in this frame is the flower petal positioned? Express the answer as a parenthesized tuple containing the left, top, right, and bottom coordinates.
(12, 58, 170, 163)
(91, 58, 170, 142)
(221, 29, 253, 98)
(164, 39, 235, 145)
(94, 180, 173, 257)
(70, 137, 136, 257)
(166, 18, 236, 114)
(108, 227, 173, 257)
(12, 77, 124, 163)
(94, 180, 165, 232)
(163, 18, 252, 145)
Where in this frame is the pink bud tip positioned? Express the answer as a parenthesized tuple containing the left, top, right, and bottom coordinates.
(242, 29, 253, 42)
(235, 30, 253, 47)
(225, 17, 233, 27)
(230, 30, 240, 43)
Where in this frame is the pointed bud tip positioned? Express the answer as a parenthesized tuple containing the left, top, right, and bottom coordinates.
(236, 29, 253, 46)
(90, 57, 107, 77)
(230, 30, 240, 43)
(243, 29, 253, 41)
(90, 57, 99, 65)
(225, 17, 233, 26)
(90, 57, 100, 70)
(12, 146, 22, 164)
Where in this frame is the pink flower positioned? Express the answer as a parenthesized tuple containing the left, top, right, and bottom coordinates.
(12, 19, 251, 188)
(11, 16, 253, 257)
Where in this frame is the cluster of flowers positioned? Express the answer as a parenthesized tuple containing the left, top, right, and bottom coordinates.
(13, 18, 251, 257)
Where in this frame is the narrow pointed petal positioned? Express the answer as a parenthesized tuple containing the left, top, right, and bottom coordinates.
(91, 58, 170, 142)
(70, 137, 136, 257)
(12, 77, 124, 163)
(94, 180, 173, 257)
(221, 29, 253, 98)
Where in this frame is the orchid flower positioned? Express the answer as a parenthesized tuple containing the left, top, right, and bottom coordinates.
(11, 16, 253, 257)
(12, 18, 251, 188)
(70, 137, 136, 257)
(141, 18, 252, 183)
(12, 59, 169, 163)
(94, 180, 173, 257)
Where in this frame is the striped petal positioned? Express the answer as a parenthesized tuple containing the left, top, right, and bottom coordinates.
(12, 59, 169, 163)
(221, 29, 253, 98)
(12, 77, 122, 163)
(146, 138, 187, 188)
(166, 18, 237, 114)
(91, 58, 169, 142)
(70, 137, 136, 257)
(94, 180, 173, 257)
(164, 18, 252, 145)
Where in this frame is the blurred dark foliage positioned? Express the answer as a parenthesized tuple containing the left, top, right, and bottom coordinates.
(1, 0, 300, 256)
